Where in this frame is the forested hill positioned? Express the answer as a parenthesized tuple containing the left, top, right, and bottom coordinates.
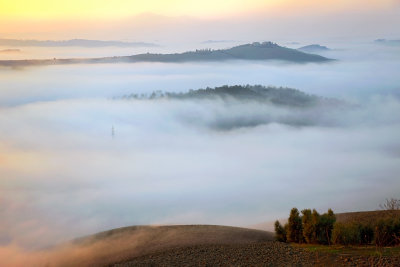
(128, 42, 332, 63)
(0, 42, 332, 67)
(122, 85, 339, 107)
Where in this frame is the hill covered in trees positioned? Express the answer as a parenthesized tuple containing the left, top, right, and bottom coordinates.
(0, 42, 333, 67)
(127, 42, 332, 63)
(122, 85, 338, 107)
(121, 85, 344, 130)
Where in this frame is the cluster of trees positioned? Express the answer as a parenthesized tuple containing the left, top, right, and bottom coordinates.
(194, 48, 213, 53)
(331, 218, 400, 246)
(332, 198, 400, 246)
(275, 206, 400, 247)
(274, 208, 336, 245)
(119, 85, 323, 107)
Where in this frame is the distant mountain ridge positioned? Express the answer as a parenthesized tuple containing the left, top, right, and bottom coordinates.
(374, 39, 400, 46)
(127, 42, 332, 63)
(298, 44, 330, 53)
(0, 42, 333, 67)
(0, 49, 21, 53)
(0, 38, 158, 47)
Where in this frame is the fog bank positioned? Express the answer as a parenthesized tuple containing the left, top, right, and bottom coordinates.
(0, 42, 399, 253)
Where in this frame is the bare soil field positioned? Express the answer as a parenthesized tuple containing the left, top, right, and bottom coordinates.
(41, 225, 273, 266)
(30, 211, 400, 266)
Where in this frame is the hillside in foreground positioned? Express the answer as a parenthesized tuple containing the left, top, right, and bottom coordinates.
(43, 215, 400, 267)
(38, 225, 273, 266)
(14, 210, 400, 267)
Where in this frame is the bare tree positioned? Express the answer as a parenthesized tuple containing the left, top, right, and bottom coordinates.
(379, 198, 400, 210)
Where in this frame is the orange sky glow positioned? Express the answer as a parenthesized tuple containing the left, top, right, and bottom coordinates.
(0, 0, 398, 39)
(0, 0, 396, 19)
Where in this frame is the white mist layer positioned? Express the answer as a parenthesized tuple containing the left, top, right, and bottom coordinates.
(0, 42, 399, 250)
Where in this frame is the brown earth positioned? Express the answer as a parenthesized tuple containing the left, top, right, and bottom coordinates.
(27, 211, 400, 266)
(38, 225, 273, 266)
(108, 211, 400, 267)
(113, 242, 400, 267)
(336, 210, 400, 224)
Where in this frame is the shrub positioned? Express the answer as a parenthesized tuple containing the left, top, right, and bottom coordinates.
(332, 222, 361, 245)
(358, 223, 374, 245)
(374, 218, 400, 246)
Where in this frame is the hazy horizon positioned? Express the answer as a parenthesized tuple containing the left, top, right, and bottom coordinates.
(1, 0, 400, 42)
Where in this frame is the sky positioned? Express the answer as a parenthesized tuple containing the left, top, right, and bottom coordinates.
(0, 0, 399, 41)
(0, 0, 397, 19)
(1, 0, 266, 18)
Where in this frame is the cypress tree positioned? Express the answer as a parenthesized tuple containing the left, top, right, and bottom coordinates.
(318, 209, 336, 245)
(311, 209, 320, 243)
(302, 209, 313, 243)
(287, 208, 303, 243)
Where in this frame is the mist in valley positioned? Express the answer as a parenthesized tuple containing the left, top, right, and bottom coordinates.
(0, 40, 400, 257)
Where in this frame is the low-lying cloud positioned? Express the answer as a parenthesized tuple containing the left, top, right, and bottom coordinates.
(1, 93, 400, 248)
(0, 43, 400, 263)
